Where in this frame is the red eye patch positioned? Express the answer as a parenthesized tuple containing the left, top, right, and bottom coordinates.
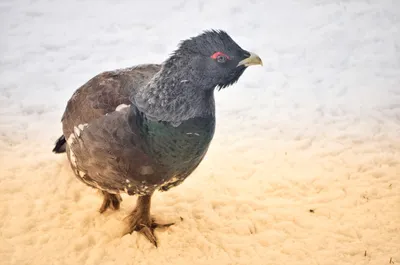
(210, 52, 230, 60)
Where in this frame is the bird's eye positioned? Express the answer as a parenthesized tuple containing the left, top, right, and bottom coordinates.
(211, 52, 230, 64)
(217, 55, 227, 63)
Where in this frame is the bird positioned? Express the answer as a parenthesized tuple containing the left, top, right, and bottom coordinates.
(56, 29, 262, 247)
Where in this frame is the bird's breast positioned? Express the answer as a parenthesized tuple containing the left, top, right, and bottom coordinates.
(143, 115, 215, 173)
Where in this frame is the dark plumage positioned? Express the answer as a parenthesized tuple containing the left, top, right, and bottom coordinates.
(52, 64, 161, 153)
(57, 30, 262, 246)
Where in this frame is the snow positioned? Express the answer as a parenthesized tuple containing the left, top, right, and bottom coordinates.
(1, 0, 399, 264)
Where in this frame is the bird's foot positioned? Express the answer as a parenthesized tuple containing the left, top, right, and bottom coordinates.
(99, 191, 122, 213)
(125, 209, 174, 247)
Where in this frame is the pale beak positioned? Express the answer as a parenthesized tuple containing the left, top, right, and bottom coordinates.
(237, 52, 263, 67)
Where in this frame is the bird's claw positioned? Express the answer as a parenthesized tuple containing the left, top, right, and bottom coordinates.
(137, 225, 158, 247)
(126, 213, 174, 247)
(151, 221, 175, 230)
(99, 192, 122, 213)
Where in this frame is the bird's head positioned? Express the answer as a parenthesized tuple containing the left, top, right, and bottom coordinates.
(165, 30, 263, 90)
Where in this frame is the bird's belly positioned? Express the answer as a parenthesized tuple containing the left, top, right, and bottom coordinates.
(158, 150, 207, 192)
(66, 114, 216, 196)
(145, 117, 215, 191)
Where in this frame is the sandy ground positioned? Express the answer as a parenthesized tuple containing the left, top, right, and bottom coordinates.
(0, 0, 399, 264)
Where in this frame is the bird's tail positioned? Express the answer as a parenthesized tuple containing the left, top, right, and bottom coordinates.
(52, 135, 66, 153)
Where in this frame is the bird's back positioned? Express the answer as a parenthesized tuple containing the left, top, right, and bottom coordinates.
(61, 64, 161, 138)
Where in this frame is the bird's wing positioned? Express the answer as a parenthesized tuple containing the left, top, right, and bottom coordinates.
(68, 106, 168, 195)
(61, 64, 161, 137)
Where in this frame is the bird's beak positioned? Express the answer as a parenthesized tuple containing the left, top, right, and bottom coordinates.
(237, 52, 263, 67)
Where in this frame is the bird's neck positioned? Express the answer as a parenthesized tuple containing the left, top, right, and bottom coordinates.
(133, 66, 216, 126)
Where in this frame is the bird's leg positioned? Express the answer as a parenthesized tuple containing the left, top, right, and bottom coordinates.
(99, 191, 122, 213)
(126, 194, 174, 247)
